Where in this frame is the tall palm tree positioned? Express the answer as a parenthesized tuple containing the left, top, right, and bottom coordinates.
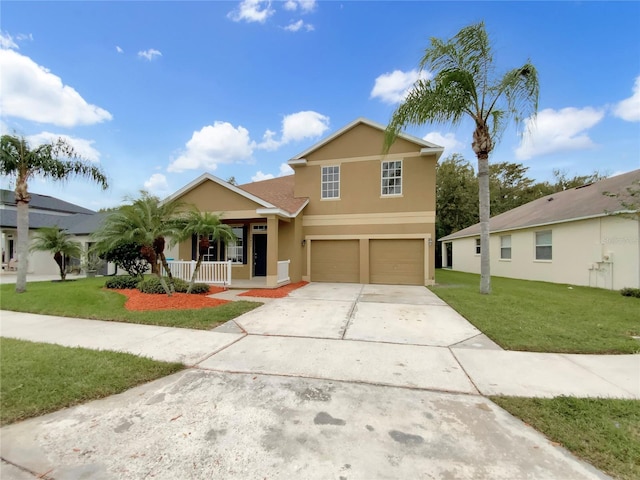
(30, 227, 82, 281)
(0, 134, 108, 293)
(92, 191, 184, 296)
(175, 209, 236, 293)
(384, 22, 539, 294)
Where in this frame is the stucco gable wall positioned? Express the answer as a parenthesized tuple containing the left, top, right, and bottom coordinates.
(303, 123, 422, 162)
(172, 179, 263, 213)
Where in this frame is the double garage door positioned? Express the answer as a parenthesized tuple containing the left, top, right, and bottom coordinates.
(310, 239, 425, 285)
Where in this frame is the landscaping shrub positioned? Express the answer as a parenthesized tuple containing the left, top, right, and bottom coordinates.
(104, 275, 140, 290)
(137, 276, 211, 294)
(620, 287, 640, 298)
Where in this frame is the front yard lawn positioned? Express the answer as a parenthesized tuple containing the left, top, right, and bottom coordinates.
(0, 337, 183, 426)
(0, 277, 261, 330)
(492, 396, 640, 480)
(431, 270, 639, 354)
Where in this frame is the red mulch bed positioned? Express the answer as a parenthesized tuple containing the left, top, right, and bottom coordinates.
(115, 286, 228, 311)
(238, 281, 309, 298)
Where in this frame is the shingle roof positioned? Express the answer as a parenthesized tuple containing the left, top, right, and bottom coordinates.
(440, 169, 640, 241)
(0, 189, 95, 215)
(238, 175, 308, 215)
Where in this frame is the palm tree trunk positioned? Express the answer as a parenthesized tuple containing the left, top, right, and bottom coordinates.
(187, 254, 204, 294)
(158, 252, 175, 294)
(15, 198, 29, 293)
(478, 155, 491, 294)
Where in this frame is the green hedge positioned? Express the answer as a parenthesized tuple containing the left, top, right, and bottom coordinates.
(137, 276, 210, 294)
(104, 275, 140, 289)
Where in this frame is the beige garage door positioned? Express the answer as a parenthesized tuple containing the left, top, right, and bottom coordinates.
(310, 240, 360, 283)
(369, 239, 424, 285)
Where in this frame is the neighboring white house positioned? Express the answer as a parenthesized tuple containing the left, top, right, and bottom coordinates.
(440, 169, 640, 290)
(0, 189, 106, 275)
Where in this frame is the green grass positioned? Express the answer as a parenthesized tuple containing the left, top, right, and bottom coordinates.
(430, 270, 640, 354)
(0, 277, 262, 330)
(0, 337, 184, 426)
(492, 396, 640, 480)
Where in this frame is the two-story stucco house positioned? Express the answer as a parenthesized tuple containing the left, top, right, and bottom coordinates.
(165, 118, 444, 287)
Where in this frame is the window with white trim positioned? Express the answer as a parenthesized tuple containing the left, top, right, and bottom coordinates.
(535, 230, 552, 260)
(475, 238, 481, 255)
(226, 227, 244, 263)
(321, 165, 340, 199)
(381, 160, 402, 196)
(500, 235, 511, 260)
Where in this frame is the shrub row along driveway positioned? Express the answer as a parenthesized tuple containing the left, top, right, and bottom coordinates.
(1, 283, 636, 479)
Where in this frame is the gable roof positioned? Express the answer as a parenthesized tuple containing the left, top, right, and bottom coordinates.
(288, 117, 444, 163)
(440, 169, 640, 241)
(238, 175, 308, 216)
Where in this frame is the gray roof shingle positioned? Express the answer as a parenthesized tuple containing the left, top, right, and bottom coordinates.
(440, 169, 640, 241)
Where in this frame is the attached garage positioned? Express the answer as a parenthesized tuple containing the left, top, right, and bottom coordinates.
(310, 240, 360, 283)
(369, 239, 424, 285)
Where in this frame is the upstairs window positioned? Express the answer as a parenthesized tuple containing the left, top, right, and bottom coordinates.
(535, 230, 552, 260)
(321, 165, 340, 199)
(500, 235, 512, 259)
(381, 160, 402, 196)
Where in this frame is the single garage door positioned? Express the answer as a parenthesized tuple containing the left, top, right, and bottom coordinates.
(310, 240, 360, 283)
(369, 239, 424, 285)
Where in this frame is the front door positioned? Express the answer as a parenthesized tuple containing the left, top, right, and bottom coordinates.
(253, 234, 267, 277)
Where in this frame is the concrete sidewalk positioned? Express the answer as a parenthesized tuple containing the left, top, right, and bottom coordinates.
(1, 281, 636, 479)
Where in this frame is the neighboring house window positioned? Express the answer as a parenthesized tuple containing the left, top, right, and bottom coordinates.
(500, 235, 512, 260)
(535, 230, 552, 260)
(381, 160, 402, 196)
(475, 238, 481, 255)
(226, 227, 244, 264)
(321, 165, 340, 199)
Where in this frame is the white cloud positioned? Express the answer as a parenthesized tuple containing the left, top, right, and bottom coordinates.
(283, 0, 316, 12)
(423, 131, 463, 153)
(279, 162, 294, 176)
(251, 171, 274, 182)
(144, 173, 170, 194)
(0, 49, 113, 127)
(228, 0, 275, 23)
(138, 49, 162, 61)
(370, 69, 432, 104)
(15, 33, 33, 42)
(613, 76, 640, 122)
(283, 20, 314, 32)
(281, 110, 329, 143)
(26, 132, 102, 162)
(515, 107, 605, 160)
(256, 110, 329, 150)
(116, 46, 123, 54)
(168, 121, 254, 172)
(0, 32, 18, 49)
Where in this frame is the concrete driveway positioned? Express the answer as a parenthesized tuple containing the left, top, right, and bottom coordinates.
(0, 283, 619, 479)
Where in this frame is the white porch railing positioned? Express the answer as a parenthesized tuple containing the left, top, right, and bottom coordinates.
(165, 260, 232, 286)
(277, 260, 290, 284)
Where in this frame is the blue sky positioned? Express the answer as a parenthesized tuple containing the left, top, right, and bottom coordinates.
(1, 1, 639, 210)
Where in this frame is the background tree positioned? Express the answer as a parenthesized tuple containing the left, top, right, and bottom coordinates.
(92, 192, 184, 296)
(0, 134, 108, 293)
(98, 241, 149, 278)
(384, 22, 539, 294)
(174, 209, 236, 293)
(29, 227, 82, 281)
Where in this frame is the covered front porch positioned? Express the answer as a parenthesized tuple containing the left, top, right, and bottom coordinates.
(164, 259, 291, 289)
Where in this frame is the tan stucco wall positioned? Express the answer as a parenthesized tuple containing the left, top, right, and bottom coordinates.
(277, 216, 304, 282)
(446, 216, 639, 290)
(174, 179, 263, 213)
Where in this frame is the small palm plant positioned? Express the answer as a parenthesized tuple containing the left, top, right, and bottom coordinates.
(30, 227, 82, 281)
(174, 208, 236, 293)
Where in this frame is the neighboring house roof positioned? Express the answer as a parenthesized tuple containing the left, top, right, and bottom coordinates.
(56, 212, 110, 235)
(288, 117, 444, 163)
(0, 189, 95, 215)
(238, 175, 308, 216)
(440, 169, 640, 241)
